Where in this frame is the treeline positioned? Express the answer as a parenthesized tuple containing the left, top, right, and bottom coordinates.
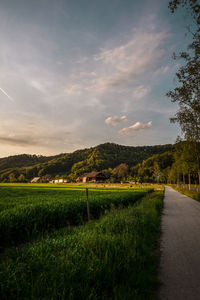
(0, 143, 173, 182)
(0, 154, 53, 170)
(168, 141, 200, 186)
(130, 141, 200, 185)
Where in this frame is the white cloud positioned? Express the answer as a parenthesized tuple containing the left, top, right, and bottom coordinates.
(105, 115, 128, 126)
(119, 121, 152, 134)
(132, 85, 150, 99)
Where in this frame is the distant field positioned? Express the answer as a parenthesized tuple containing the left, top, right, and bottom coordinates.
(0, 183, 152, 211)
(0, 183, 152, 248)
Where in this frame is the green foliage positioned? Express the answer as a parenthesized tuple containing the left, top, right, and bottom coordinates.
(9, 173, 17, 183)
(167, 0, 200, 142)
(17, 174, 26, 183)
(0, 154, 52, 171)
(130, 152, 174, 183)
(112, 163, 129, 181)
(0, 191, 163, 300)
(0, 185, 151, 248)
(169, 140, 200, 184)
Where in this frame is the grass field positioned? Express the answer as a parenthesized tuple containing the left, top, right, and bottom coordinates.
(0, 183, 152, 249)
(0, 188, 163, 300)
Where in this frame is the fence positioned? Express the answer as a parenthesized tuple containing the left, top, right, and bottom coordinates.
(176, 184, 200, 193)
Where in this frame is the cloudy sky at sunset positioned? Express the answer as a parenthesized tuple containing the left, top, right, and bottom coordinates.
(0, 0, 191, 157)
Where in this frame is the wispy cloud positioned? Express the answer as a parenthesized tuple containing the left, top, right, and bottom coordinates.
(0, 136, 36, 146)
(105, 115, 128, 126)
(0, 87, 14, 102)
(132, 85, 150, 99)
(67, 27, 168, 95)
(0, 133, 70, 147)
(119, 121, 152, 134)
(90, 30, 167, 92)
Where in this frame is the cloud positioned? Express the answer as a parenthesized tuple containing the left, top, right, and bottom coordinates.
(91, 30, 167, 92)
(132, 85, 150, 99)
(0, 135, 38, 146)
(105, 115, 128, 126)
(67, 27, 168, 96)
(0, 130, 71, 147)
(119, 121, 152, 134)
(65, 84, 82, 95)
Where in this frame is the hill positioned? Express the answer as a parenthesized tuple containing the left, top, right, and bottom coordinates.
(0, 154, 54, 170)
(0, 143, 174, 182)
(130, 151, 174, 183)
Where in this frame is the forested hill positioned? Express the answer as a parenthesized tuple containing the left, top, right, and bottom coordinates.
(0, 143, 173, 181)
(0, 154, 62, 171)
(0, 154, 48, 170)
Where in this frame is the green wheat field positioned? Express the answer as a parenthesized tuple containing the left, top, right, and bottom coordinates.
(0, 183, 163, 300)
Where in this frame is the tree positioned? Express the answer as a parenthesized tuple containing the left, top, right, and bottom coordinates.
(112, 163, 129, 181)
(9, 173, 17, 183)
(167, 1, 200, 132)
(17, 174, 26, 183)
(167, 0, 200, 184)
(167, 0, 200, 141)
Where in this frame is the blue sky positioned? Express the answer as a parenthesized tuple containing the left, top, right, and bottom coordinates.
(0, 0, 192, 156)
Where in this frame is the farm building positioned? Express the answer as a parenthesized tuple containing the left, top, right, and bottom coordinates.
(31, 177, 40, 183)
(53, 179, 67, 184)
(76, 172, 106, 183)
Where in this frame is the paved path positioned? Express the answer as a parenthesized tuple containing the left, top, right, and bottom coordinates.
(159, 186, 200, 300)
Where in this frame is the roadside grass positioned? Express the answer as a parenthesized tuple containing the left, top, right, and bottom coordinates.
(0, 186, 152, 249)
(172, 186, 200, 202)
(0, 191, 163, 300)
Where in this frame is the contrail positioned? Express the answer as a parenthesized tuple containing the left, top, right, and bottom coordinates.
(0, 87, 14, 102)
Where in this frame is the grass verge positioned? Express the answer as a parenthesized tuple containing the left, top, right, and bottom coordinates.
(0, 191, 163, 300)
(172, 186, 200, 202)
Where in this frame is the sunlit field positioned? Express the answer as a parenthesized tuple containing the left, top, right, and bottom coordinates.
(0, 183, 163, 299)
(0, 183, 155, 248)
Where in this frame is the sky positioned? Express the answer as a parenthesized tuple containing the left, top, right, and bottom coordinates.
(0, 0, 193, 157)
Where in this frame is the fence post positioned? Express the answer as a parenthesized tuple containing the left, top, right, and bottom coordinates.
(86, 188, 90, 221)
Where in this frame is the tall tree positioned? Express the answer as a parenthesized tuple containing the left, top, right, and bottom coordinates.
(167, 0, 200, 140)
(167, 0, 200, 183)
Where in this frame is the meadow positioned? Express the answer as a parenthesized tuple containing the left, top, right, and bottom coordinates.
(0, 183, 152, 249)
(0, 186, 163, 300)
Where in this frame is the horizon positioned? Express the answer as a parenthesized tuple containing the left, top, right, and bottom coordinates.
(0, 0, 191, 157)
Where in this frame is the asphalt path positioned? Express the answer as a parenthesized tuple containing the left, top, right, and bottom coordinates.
(159, 186, 200, 300)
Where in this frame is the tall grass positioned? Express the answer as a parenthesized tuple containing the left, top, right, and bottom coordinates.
(0, 191, 163, 300)
(0, 187, 151, 248)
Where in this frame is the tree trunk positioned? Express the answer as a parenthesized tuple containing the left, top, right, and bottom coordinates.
(177, 173, 180, 187)
(183, 173, 185, 185)
(198, 171, 200, 185)
(188, 173, 191, 190)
